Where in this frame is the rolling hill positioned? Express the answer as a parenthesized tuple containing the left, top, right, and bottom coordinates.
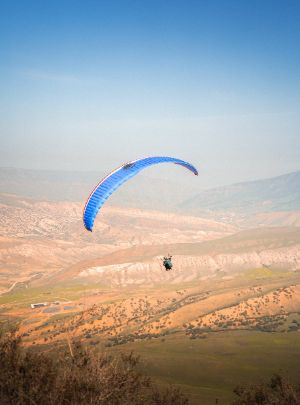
(1, 189, 299, 405)
(180, 170, 300, 217)
(0, 166, 199, 212)
(52, 226, 300, 287)
(0, 192, 236, 294)
(2, 168, 300, 227)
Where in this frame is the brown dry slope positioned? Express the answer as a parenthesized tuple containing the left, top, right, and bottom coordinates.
(54, 227, 300, 287)
(14, 275, 300, 347)
(8, 226, 299, 346)
(0, 192, 236, 293)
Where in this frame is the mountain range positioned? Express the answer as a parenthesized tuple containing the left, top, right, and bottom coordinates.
(1, 168, 299, 219)
(180, 170, 300, 215)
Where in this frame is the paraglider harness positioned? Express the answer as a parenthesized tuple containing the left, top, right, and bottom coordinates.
(163, 255, 173, 271)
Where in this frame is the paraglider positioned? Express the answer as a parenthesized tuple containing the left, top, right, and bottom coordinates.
(83, 156, 198, 232)
(162, 255, 173, 271)
(83, 156, 198, 272)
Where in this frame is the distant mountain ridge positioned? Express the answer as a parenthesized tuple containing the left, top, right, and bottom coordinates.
(180, 170, 300, 215)
(1, 167, 299, 218)
(0, 167, 198, 212)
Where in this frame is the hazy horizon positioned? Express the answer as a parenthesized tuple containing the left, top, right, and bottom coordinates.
(0, 164, 299, 192)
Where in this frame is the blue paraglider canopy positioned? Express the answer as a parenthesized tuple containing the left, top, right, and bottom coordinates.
(83, 156, 198, 232)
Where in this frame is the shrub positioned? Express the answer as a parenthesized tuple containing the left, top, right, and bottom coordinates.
(232, 374, 299, 405)
(0, 327, 188, 405)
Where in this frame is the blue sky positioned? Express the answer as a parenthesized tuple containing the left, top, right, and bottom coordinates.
(0, 0, 299, 188)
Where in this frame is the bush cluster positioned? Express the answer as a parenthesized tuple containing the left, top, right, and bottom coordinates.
(233, 374, 300, 405)
(0, 327, 188, 405)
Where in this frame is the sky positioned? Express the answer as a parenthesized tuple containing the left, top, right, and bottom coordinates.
(0, 0, 299, 188)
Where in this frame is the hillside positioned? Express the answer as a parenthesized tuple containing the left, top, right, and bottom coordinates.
(180, 170, 300, 219)
(0, 166, 199, 212)
(55, 226, 300, 287)
(1, 195, 300, 405)
(3, 260, 300, 355)
(0, 193, 236, 294)
(2, 168, 300, 228)
(1, 190, 299, 291)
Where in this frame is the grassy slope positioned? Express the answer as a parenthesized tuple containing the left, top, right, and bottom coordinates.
(0, 283, 94, 306)
(110, 331, 300, 404)
(2, 272, 300, 404)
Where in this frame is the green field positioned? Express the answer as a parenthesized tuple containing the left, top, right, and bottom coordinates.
(108, 330, 300, 404)
(0, 283, 102, 307)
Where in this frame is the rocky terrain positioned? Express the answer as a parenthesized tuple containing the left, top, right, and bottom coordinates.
(67, 226, 300, 287)
(0, 193, 236, 293)
(0, 179, 299, 351)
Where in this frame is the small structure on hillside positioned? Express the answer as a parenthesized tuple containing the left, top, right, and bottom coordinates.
(30, 302, 48, 309)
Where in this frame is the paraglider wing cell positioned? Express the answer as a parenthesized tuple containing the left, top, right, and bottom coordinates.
(83, 156, 198, 231)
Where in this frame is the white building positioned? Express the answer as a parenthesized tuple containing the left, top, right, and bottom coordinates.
(30, 302, 48, 309)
